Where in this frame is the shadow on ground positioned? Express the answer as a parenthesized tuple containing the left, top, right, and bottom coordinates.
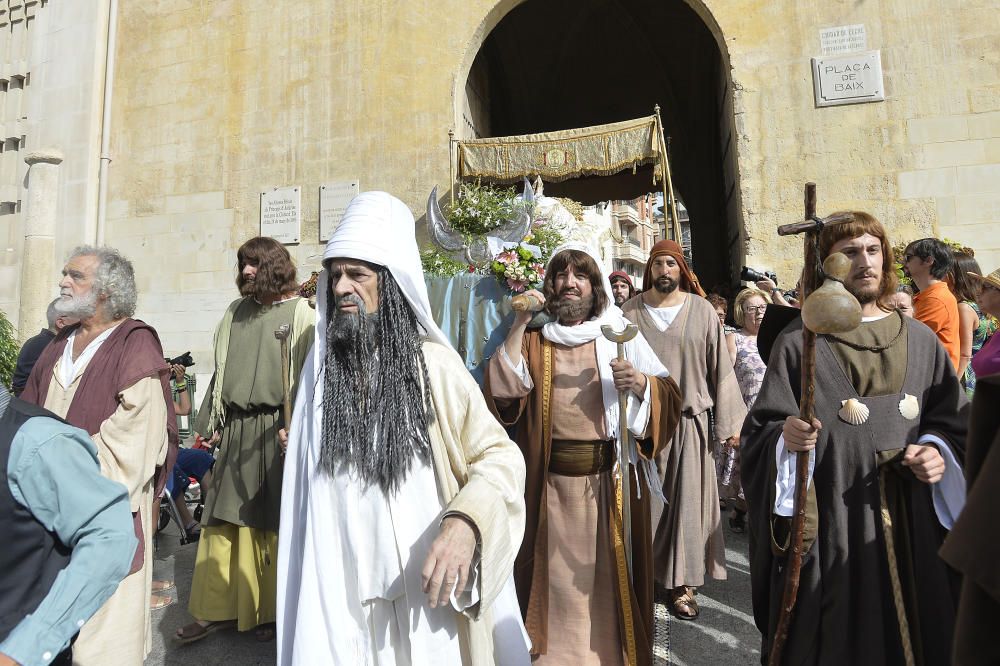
(148, 522, 275, 665)
(148, 515, 758, 665)
(654, 528, 761, 666)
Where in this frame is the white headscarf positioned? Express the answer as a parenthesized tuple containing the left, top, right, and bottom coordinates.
(310, 191, 451, 384)
(540, 241, 621, 346)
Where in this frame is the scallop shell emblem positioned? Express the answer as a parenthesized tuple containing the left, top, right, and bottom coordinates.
(898, 394, 919, 420)
(838, 398, 870, 425)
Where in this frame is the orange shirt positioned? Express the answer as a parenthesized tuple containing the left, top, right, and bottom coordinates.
(913, 280, 961, 370)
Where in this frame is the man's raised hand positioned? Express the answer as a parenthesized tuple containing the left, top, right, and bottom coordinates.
(421, 515, 478, 609)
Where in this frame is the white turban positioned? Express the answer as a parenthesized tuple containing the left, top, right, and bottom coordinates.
(316, 191, 451, 352)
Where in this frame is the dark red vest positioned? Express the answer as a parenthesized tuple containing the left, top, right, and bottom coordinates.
(20, 319, 178, 572)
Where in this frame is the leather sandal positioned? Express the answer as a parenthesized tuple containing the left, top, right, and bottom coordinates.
(150, 593, 174, 610)
(670, 586, 700, 620)
(254, 622, 276, 643)
(174, 620, 235, 644)
(152, 580, 175, 593)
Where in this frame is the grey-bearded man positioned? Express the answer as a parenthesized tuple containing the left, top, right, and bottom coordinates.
(277, 192, 529, 665)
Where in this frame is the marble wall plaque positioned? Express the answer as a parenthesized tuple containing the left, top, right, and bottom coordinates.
(319, 180, 359, 241)
(811, 50, 884, 108)
(820, 24, 866, 55)
(260, 186, 301, 244)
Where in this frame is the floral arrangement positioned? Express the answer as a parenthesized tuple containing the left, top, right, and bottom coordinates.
(421, 248, 473, 277)
(446, 181, 527, 237)
(420, 182, 569, 291)
(492, 244, 546, 292)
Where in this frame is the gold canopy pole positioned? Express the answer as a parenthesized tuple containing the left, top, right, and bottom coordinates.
(654, 105, 681, 242)
(448, 129, 457, 205)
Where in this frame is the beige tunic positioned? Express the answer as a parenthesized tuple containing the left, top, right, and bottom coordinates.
(491, 342, 624, 666)
(41, 363, 167, 665)
(622, 294, 747, 589)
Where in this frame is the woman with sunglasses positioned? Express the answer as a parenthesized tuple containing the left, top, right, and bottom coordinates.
(720, 287, 771, 533)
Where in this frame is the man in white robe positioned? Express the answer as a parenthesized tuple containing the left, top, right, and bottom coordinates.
(277, 191, 530, 665)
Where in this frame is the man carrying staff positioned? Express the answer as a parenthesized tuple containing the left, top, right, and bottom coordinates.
(620, 239, 746, 620)
(176, 237, 314, 643)
(278, 192, 529, 665)
(484, 243, 681, 665)
(742, 212, 967, 664)
(20, 246, 175, 665)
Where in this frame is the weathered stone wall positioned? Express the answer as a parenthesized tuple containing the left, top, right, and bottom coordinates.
(717, 0, 1000, 282)
(8, 0, 995, 359)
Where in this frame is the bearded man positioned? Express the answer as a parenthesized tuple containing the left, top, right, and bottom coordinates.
(484, 244, 682, 666)
(175, 236, 314, 644)
(609, 270, 636, 307)
(277, 192, 529, 665)
(20, 246, 175, 665)
(742, 212, 967, 664)
(619, 239, 746, 620)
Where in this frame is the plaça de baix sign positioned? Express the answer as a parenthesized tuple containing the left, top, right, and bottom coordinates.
(811, 50, 884, 108)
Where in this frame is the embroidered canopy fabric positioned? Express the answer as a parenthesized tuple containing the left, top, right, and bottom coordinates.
(458, 115, 664, 184)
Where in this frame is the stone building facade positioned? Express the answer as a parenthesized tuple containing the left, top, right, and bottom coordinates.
(2, 0, 999, 364)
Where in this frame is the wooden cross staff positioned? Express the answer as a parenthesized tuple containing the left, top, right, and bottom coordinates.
(768, 183, 860, 665)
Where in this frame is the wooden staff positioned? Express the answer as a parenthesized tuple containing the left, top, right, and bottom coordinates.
(601, 322, 639, 582)
(768, 184, 820, 666)
(769, 184, 861, 664)
(274, 324, 292, 453)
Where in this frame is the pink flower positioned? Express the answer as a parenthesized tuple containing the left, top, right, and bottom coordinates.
(497, 250, 518, 265)
(506, 277, 528, 292)
(468, 265, 475, 273)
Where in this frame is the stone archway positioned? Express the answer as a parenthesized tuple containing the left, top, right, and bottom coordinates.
(454, 0, 744, 290)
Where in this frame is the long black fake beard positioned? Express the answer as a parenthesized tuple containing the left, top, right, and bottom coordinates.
(318, 268, 436, 493)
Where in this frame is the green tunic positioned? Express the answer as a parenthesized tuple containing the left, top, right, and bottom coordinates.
(197, 298, 302, 531)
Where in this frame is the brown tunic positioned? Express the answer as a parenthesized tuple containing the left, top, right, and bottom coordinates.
(743, 314, 967, 665)
(484, 331, 681, 665)
(621, 294, 747, 589)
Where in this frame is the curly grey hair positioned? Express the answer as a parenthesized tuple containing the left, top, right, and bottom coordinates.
(69, 245, 138, 319)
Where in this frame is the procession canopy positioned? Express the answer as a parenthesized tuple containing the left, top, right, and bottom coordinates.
(457, 115, 664, 185)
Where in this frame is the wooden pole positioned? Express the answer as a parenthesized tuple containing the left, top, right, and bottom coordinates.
(769, 183, 819, 666)
(448, 129, 457, 206)
(654, 105, 681, 242)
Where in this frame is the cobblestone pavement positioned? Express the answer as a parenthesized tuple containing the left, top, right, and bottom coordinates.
(149, 521, 759, 665)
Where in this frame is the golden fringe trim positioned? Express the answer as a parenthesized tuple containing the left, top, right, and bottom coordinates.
(878, 467, 916, 666)
(612, 475, 639, 666)
(542, 339, 553, 434)
(458, 155, 661, 184)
